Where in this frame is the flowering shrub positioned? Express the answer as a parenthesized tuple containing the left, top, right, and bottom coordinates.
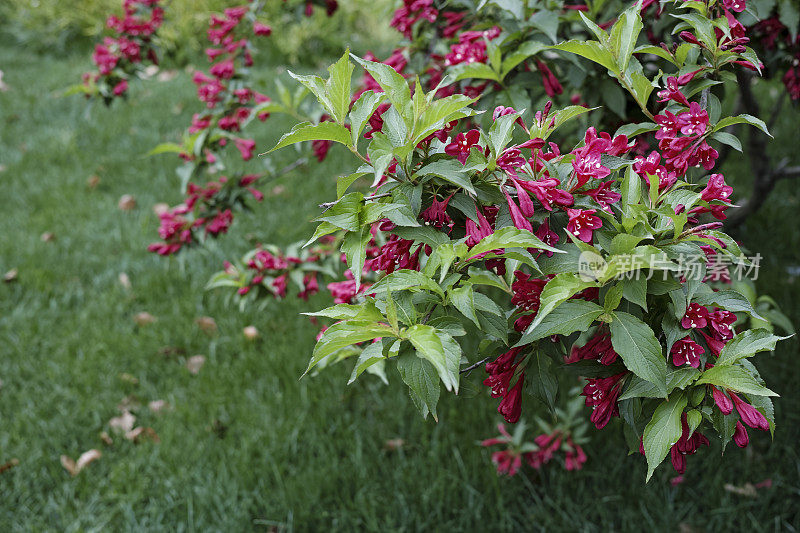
(73, 0, 164, 103)
(69, 0, 797, 481)
(244, 0, 794, 481)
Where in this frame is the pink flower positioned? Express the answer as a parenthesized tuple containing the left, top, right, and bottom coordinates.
(712, 386, 734, 415)
(234, 138, 256, 161)
(582, 373, 625, 429)
(571, 139, 611, 189)
(444, 129, 480, 164)
(730, 392, 770, 431)
(112, 79, 128, 96)
(733, 420, 749, 447)
(421, 194, 453, 229)
(723, 0, 746, 13)
(534, 219, 559, 257)
(708, 309, 736, 341)
(701, 174, 733, 203)
(498, 374, 524, 423)
(253, 22, 272, 36)
(679, 102, 709, 136)
(670, 337, 704, 368)
(584, 181, 621, 212)
(210, 58, 235, 80)
(681, 303, 709, 329)
(535, 60, 563, 97)
(491, 450, 522, 476)
(566, 208, 602, 243)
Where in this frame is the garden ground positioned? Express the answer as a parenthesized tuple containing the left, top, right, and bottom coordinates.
(0, 41, 799, 531)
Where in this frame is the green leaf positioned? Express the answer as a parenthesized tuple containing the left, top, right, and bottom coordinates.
(692, 289, 765, 322)
(349, 91, 385, 145)
(501, 41, 548, 78)
(713, 113, 771, 137)
(449, 285, 480, 327)
(315, 192, 363, 231)
(305, 301, 383, 321)
(411, 94, 477, 146)
(488, 112, 521, 158)
(779, 0, 799, 42)
(325, 50, 354, 123)
(619, 367, 700, 400)
(529, 12, 560, 44)
(268, 121, 352, 153)
(304, 221, 341, 247)
(396, 352, 440, 420)
(610, 311, 668, 396)
(716, 329, 788, 366)
(336, 172, 367, 198)
(352, 55, 412, 125)
(450, 62, 500, 82)
(622, 276, 648, 311)
(528, 352, 558, 409)
(404, 325, 460, 392)
(696, 365, 778, 396)
(604, 284, 625, 312)
(348, 340, 386, 384)
(342, 225, 372, 290)
(609, 4, 644, 73)
(643, 393, 688, 481)
(551, 40, 619, 74)
(148, 142, 184, 156)
(515, 300, 604, 346)
(369, 270, 445, 299)
(525, 273, 599, 333)
(288, 72, 334, 118)
(414, 159, 475, 195)
(468, 226, 562, 257)
(307, 322, 395, 375)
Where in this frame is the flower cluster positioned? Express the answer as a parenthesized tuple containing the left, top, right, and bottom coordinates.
(79, 0, 163, 102)
(481, 422, 587, 476)
(147, 174, 263, 256)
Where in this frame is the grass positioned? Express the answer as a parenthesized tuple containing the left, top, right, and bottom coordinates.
(0, 40, 799, 531)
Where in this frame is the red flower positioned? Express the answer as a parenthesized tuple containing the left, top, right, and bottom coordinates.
(681, 303, 709, 329)
(234, 138, 256, 161)
(253, 22, 272, 36)
(421, 194, 453, 229)
(712, 386, 734, 415)
(730, 392, 770, 431)
(444, 129, 480, 164)
(733, 420, 749, 447)
(582, 373, 625, 429)
(566, 208, 602, 243)
(670, 337, 705, 368)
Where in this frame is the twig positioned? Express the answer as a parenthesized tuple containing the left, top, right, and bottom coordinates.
(318, 192, 391, 209)
(460, 356, 492, 374)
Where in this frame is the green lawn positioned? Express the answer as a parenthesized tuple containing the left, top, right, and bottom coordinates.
(1, 42, 798, 531)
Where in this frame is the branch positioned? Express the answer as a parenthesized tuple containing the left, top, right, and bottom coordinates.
(460, 356, 491, 374)
(318, 192, 391, 209)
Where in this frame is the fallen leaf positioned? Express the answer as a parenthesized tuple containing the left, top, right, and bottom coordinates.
(41, 232, 55, 242)
(118, 272, 131, 290)
(118, 194, 137, 210)
(142, 65, 159, 78)
(119, 373, 139, 385)
(186, 355, 206, 375)
(87, 175, 101, 188)
(157, 70, 178, 82)
(243, 326, 259, 340)
(0, 458, 19, 474)
(0, 164, 6, 173)
(195, 316, 218, 334)
(724, 483, 758, 497)
(125, 426, 160, 443)
(61, 449, 101, 476)
(152, 202, 170, 215)
(117, 395, 141, 412)
(0, 70, 8, 92)
(134, 312, 156, 326)
(4, 269, 18, 283)
(383, 438, 405, 451)
(148, 399, 169, 413)
(100, 431, 113, 446)
(270, 185, 286, 196)
(109, 411, 136, 434)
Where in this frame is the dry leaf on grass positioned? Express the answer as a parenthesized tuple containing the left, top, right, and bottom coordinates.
(243, 325, 259, 340)
(0, 458, 19, 474)
(134, 312, 156, 326)
(87, 175, 101, 189)
(108, 411, 136, 434)
(152, 202, 169, 215)
(119, 373, 139, 385)
(118, 194, 136, 210)
(41, 232, 55, 242)
(118, 272, 131, 290)
(383, 438, 405, 451)
(124, 427, 160, 443)
(148, 399, 169, 413)
(157, 70, 178, 82)
(100, 431, 114, 446)
(61, 449, 101, 476)
(186, 355, 206, 374)
(195, 316, 218, 334)
(0, 70, 8, 92)
(4, 269, 18, 283)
